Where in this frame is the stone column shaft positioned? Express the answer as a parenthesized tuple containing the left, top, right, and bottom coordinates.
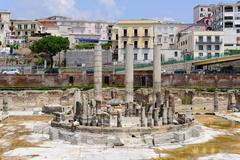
(94, 44, 102, 101)
(214, 92, 219, 112)
(227, 91, 234, 110)
(153, 44, 161, 107)
(117, 111, 122, 127)
(141, 106, 146, 127)
(125, 44, 134, 103)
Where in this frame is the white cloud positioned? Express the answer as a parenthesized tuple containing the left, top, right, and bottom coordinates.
(42, 0, 89, 19)
(1, 0, 122, 20)
(161, 17, 176, 22)
(98, 0, 122, 20)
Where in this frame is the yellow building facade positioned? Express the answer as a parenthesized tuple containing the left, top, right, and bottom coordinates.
(112, 20, 157, 63)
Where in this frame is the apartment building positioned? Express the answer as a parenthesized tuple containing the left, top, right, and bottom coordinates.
(211, 1, 240, 50)
(38, 16, 111, 48)
(194, 5, 213, 23)
(0, 11, 11, 48)
(177, 31, 224, 59)
(10, 20, 40, 37)
(113, 19, 157, 63)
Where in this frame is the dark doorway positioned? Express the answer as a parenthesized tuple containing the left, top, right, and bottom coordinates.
(141, 76, 146, 86)
(104, 76, 110, 85)
(69, 76, 74, 85)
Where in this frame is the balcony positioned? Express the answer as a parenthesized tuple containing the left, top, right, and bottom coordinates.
(196, 40, 222, 45)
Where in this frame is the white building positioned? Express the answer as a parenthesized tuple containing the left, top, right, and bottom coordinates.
(211, 1, 240, 50)
(177, 31, 224, 59)
(38, 16, 111, 48)
(194, 5, 213, 23)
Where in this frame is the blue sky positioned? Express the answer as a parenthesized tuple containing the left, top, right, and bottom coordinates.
(0, 0, 235, 22)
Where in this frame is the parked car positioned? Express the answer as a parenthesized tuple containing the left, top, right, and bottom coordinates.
(174, 69, 187, 74)
(2, 69, 20, 75)
(161, 69, 166, 74)
(191, 69, 205, 74)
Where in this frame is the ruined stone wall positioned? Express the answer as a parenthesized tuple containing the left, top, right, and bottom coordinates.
(0, 90, 75, 111)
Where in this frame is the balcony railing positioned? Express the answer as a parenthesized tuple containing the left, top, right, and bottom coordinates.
(196, 41, 222, 44)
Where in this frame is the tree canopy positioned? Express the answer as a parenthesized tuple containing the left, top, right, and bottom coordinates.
(30, 36, 69, 68)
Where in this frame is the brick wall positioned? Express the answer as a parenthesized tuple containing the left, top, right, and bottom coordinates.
(0, 72, 240, 89)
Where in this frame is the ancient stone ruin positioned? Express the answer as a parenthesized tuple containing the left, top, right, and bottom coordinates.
(46, 44, 197, 147)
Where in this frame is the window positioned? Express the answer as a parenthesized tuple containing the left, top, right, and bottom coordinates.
(134, 41, 138, 49)
(201, 8, 204, 11)
(199, 53, 203, 57)
(144, 41, 148, 48)
(215, 53, 220, 57)
(215, 36, 220, 42)
(207, 36, 211, 42)
(123, 29, 127, 37)
(225, 22, 233, 28)
(225, 6, 233, 12)
(207, 53, 212, 58)
(134, 29, 138, 37)
(116, 34, 118, 40)
(31, 24, 36, 29)
(144, 53, 148, 60)
(199, 36, 203, 42)
(200, 13, 204, 17)
(215, 45, 220, 50)
(207, 45, 212, 50)
(18, 32, 20, 35)
(24, 24, 28, 29)
(174, 51, 178, 57)
(134, 54, 138, 61)
(25, 31, 28, 35)
(164, 37, 168, 43)
(224, 16, 233, 20)
(199, 45, 204, 50)
(144, 29, 148, 36)
(18, 24, 22, 29)
(124, 41, 127, 48)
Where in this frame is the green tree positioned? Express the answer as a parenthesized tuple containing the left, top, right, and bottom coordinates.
(30, 36, 69, 68)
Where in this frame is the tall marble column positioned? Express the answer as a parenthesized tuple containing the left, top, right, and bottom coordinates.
(125, 44, 134, 103)
(94, 44, 103, 101)
(153, 44, 161, 108)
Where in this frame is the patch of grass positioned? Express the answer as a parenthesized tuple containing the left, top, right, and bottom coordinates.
(181, 96, 191, 105)
(206, 87, 216, 93)
(195, 87, 205, 92)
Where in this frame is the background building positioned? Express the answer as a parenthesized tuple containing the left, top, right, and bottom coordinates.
(38, 16, 111, 48)
(194, 5, 213, 23)
(211, 1, 240, 50)
(177, 31, 224, 59)
(66, 49, 112, 67)
(115, 19, 157, 63)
